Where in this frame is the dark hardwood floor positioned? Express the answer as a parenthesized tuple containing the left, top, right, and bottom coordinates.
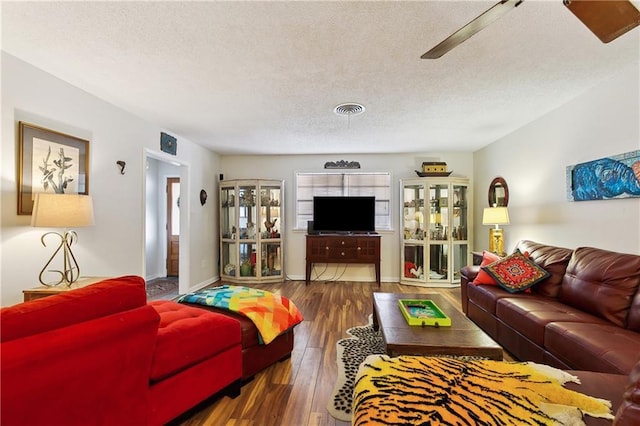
(174, 280, 509, 426)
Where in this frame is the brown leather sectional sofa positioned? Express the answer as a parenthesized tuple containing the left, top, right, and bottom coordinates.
(461, 240, 640, 374)
(460, 240, 640, 425)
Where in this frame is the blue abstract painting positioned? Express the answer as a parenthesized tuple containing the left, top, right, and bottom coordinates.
(566, 150, 640, 201)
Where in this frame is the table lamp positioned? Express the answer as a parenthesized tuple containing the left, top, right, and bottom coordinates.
(482, 206, 509, 256)
(31, 193, 95, 286)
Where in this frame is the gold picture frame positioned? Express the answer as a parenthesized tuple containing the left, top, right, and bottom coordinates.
(17, 121, 89, 215)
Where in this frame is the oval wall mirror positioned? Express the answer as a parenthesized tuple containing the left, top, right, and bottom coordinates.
(488, 177, 509, 207)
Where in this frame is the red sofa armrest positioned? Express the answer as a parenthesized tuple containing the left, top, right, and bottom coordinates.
(1, 305, 160, 426)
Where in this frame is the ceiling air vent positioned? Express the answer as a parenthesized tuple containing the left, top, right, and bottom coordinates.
(334, 103, 365, 116)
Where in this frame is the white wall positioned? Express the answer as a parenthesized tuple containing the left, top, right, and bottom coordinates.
(473, 63, 640, 255)
(219, 152, 474, 282)
(1, 53, 220, 306)
(145, 158, 161, 279)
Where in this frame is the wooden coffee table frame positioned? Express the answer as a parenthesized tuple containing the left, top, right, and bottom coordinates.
(372, 292, 503, 360)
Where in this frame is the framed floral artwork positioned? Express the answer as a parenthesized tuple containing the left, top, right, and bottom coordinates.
(17, 121, 89, 215)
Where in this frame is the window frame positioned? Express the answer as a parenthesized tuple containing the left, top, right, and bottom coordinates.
(294, 171, 392, 231)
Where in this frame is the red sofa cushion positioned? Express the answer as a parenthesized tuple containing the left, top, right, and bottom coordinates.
(149, 300, 241, 382)
(0, 275, 147, 342)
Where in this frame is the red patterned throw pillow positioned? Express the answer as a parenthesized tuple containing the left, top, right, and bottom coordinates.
(482, 250, 550, 293)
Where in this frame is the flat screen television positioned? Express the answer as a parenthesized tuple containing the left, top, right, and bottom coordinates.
(312, 196, 375, 234)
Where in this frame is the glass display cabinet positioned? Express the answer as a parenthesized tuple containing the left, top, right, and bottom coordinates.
(400, 177, 471, 287)
(220, 179, 284, 283)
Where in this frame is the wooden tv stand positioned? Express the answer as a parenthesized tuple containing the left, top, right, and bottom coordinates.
(305, 233, 381, 286)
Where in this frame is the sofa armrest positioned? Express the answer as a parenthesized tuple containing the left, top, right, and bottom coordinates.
(460, 265, 480, 315)
(1, 275, 147, 342)
(615, 357, 640, 425)
(1, 305, 160, 425)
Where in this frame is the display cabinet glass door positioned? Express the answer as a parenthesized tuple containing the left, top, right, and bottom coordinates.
(259, 184, 282, 278)
(261, 242, 282, 277)
(238, 186, 257, 240)
(451, 184, 469, 281)
(402, 184, 425, 241)
(402, 183, 425, 281)
(428, 183, 449, 282)
(220, 185, 236, 277)
(452, 184, 468, 241)
(452, 243, 468, 282)
(221, 186, 236, 240)
(260, 185, 281, 239)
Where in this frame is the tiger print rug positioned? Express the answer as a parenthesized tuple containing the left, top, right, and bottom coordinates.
(326, 317, 385, 421)
(353, 355, 614, 426)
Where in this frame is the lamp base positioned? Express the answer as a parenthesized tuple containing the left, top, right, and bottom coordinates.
(38, 230, 81, 287)
(488, 228, 506, 257)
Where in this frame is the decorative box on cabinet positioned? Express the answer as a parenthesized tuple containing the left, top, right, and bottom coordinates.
(400, 177, 472, 287)
(220, 179, 284, 283)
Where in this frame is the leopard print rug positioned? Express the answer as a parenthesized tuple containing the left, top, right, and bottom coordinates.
(327, 317, 385, 421)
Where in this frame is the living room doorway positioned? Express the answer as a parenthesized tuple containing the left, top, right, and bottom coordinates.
(166, 177, 180, 277)
(144, 149, 190, 295)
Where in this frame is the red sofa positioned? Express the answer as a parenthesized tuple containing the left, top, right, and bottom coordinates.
(1, 276, 242, 425)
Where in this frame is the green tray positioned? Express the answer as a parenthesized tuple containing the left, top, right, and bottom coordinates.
(398, 299, 451, 327)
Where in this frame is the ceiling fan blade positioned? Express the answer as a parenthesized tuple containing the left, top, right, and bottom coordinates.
(564, 0, 640, 43)
(422, 0, 524, 59)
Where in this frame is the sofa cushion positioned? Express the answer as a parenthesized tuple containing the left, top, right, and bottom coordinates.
(467, 284, 530, 315)
(560, 247, 640, 327)
(149, 301, 241, 382)
(496, 297, 607, 346)
(545, 322, 640, 375)
(0, 276, 147, 343)
(483, 250, 550, 293)
(514, 240, 573, 298)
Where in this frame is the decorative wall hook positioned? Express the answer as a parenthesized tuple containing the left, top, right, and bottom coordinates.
(116, 160, 126, 175)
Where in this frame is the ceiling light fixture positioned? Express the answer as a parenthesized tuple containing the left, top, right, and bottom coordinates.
(334, 103, 365, 128)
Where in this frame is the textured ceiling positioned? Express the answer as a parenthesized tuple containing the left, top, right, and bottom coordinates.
(2, 1, 639, 155)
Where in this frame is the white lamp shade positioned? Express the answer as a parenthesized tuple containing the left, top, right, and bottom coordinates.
(31, 193, 95, 228)
(482, 207, 510, 226)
